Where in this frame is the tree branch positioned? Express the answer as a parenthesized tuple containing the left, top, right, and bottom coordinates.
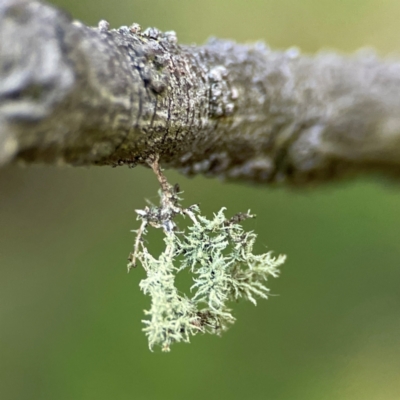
(2, 0, 400, 185)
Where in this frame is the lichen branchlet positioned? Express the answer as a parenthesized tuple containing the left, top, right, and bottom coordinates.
(128, 156, 286, 352)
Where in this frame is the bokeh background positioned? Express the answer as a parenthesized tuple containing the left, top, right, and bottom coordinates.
(2, 0, 400, 399)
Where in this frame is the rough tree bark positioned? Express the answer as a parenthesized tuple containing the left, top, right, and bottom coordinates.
(2, 0, 400, 185)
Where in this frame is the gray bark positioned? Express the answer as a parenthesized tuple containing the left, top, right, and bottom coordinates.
(2, 0, 400, 185)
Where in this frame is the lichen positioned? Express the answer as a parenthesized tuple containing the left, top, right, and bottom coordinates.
(128, 156, 286, 352)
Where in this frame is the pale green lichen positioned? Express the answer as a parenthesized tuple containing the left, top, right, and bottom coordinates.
(128, 157, 286, 352)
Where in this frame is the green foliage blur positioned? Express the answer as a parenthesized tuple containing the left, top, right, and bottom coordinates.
(2, 0, 400, 399)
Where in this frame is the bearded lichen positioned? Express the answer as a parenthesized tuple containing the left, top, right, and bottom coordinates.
(128, 156, 286, 352)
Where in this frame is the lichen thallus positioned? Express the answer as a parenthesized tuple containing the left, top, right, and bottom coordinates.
(128, 155, 286, 352)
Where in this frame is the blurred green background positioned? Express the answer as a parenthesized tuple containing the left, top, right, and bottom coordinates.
(2, 0, 400, 399)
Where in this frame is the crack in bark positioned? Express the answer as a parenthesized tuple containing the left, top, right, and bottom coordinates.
(162, 97, 172, 145)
